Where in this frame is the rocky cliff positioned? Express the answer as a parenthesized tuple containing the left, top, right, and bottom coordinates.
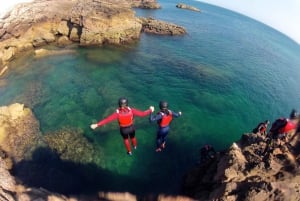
(0, 103, 73, 201)
(183, 121, 300, 201)
(0, 0, 141, 70)
(0, 0, 186, 76)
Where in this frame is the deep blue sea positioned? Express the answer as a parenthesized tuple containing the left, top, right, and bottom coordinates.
(1, 0, 300, 196)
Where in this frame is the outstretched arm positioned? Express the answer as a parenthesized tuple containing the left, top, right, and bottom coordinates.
(132, 106, 154, 117)
(171, 110, 182, 118)
(90, 112, 119, 129)
(149, 112, 163, 122)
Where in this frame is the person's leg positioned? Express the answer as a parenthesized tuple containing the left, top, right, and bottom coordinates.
(160, 127, 169, 149)
(120, 126, 134, 155)
(156, 133, 163, 150)
(129, 126, 137, 149)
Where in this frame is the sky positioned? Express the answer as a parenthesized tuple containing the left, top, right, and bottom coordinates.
(1, 0, 300, 44)
(199, 0, 300, 45)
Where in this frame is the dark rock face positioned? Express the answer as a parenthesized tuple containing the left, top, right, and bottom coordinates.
(182, 123, 300, 201)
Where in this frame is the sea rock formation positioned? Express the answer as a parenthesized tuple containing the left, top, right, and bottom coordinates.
(0, 103, 45, 162)
(44, 127, 104, 164)
(183, 125, 300, 201)
(139, 17, 186, 35)
(0, 0, 141, 69)
(176, 3, 201, 12)
(0, 0, 186, 75)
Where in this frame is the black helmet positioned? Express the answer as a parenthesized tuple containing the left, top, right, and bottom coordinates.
(290, 109, 298, 119)
(118, 97, 128, 107)
(159, 101, 168, 110)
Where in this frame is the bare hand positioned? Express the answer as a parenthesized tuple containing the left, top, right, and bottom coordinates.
(149, 106, 155, 112)
(90, 124, 98, 130)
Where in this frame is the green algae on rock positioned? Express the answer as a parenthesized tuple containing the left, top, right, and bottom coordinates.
(44, 127, 104, 164)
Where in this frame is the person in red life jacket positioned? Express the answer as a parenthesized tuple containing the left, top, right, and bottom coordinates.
(279, 110, 299, 140)
(90, 97, 154, 155)
(267, 109, 299, 146)
(252, 120, 270, 136)
(149, 101, 182, 152)
(262, 110, 299, 155)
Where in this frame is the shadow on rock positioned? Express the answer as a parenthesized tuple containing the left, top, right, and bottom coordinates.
(12, 147, 142, 195)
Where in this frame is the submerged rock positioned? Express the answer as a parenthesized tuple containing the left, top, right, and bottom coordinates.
(44, 127, 103, 164)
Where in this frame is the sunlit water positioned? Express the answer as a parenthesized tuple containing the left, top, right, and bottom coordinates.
(1, 0, 300, 196)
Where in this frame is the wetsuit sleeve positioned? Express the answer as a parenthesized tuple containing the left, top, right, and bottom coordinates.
(131, 108, 152, 117)
(96, 112, 119, 127)
(171, 110, 181, 118)
(149, 112, 163, 122)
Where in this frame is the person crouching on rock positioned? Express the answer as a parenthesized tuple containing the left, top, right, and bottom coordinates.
(90, 97, 154, 156)
(200, 144, 217, 163)
(149, 101, 182, 152)
(252, 120, 270, 138)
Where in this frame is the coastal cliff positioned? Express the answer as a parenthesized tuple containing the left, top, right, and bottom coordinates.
(183, 127, 300, 201)
(0, 0, 141, 71)
(0, 0, 185, 75)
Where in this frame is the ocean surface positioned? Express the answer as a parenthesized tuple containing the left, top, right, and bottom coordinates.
(1, 0, 300, 196)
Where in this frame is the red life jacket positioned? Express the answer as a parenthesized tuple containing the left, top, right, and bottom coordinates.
(279, 119, 297, 134)
(116, 107, 133, 127)
(159, 110, 173, 127)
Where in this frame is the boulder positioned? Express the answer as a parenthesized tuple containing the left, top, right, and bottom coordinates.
(139, 17, 186, 35)
(0, 103, 44, 162)
(176, 3, 201, 12)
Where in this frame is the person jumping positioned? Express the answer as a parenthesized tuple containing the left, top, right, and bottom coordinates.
(90, 97, 154, 155)
(149, 101, 182, 152)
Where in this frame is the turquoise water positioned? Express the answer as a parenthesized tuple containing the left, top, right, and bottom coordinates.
(1, 0, 300, 196)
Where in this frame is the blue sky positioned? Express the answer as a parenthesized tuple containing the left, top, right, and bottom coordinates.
(199, 0, 300, 44)
(1, 0, 300, 44)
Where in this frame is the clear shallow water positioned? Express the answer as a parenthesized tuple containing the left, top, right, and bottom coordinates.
(1, 0, 300, 196)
